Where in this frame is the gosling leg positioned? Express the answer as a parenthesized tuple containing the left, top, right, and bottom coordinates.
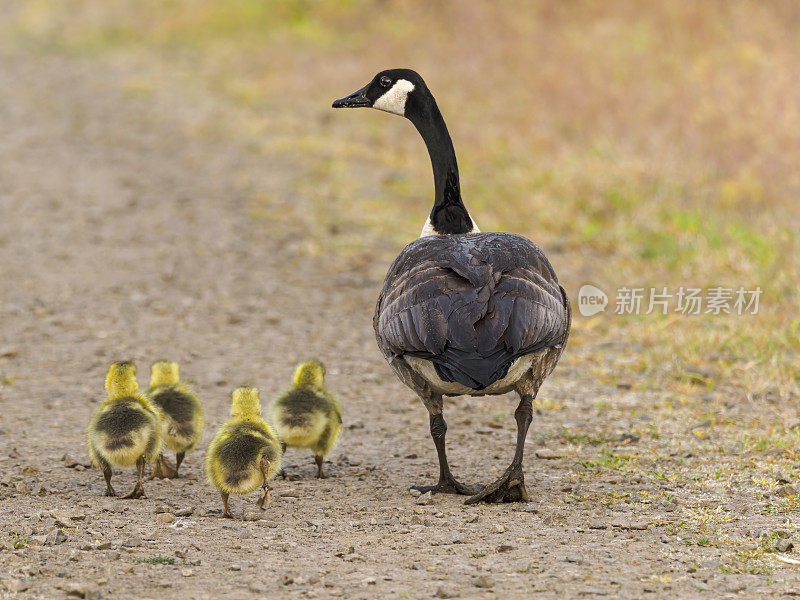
(175, 452, 185, 474)
(314, 455, 326, 479)
(221, 492, 233, 519)
(279, 442, 288, 479)
(122, 456, 147, 499)
(102, 463, 116, 497)
(256, 457, 271, 510)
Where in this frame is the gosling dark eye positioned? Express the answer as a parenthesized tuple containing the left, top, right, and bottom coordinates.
(380, 76, 392, 88)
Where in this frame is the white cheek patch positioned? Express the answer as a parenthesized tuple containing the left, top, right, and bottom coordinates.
(373, 79, 415, 116)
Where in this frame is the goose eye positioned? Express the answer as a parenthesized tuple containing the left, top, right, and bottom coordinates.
(380, 76, 392, 88)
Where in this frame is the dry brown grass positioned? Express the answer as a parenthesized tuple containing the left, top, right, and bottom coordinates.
(8, 0, 800, 396)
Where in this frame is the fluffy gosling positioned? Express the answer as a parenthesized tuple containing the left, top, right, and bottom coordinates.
(86, 362, 162, 498)
(269, 360, 342, 478)
(205, 387, 282, 518)
(146, 360, 205, 479)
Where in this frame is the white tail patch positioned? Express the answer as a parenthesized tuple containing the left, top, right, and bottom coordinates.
(373, 79, 415, 116)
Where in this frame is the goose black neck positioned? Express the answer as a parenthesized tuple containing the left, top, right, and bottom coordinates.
(406, 93, 472, 235)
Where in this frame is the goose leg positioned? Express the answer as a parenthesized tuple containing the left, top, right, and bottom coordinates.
(412, 412, 480, 495)
(465, 394, 533, 504)
(122, 456, 147, 499)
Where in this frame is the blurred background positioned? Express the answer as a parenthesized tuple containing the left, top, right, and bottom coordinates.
(3, 1, 799, 400)
(4, 1, 800, 589)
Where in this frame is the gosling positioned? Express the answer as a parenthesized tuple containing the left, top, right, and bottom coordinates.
(146, 360, 205, 479)
(86, 362, 162, 498)
(205, 387, 282, 518)
(269, 360, 342, 479)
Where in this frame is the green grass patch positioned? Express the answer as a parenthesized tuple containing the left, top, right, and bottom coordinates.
(133, 554, 175, 565)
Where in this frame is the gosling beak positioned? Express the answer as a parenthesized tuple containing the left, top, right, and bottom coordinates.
(332, 85, 371, 109)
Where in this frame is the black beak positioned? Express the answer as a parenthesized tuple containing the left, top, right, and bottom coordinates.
(332, 85, 371, 109)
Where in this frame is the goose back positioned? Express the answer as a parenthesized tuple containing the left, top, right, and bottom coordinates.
(374, 232, 570, 391)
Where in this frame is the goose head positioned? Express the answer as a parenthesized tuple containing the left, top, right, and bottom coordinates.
(333, 69, 479, 236)
(332, 69, 426, 118)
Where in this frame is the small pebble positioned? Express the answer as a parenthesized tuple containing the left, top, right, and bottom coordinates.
(45, 529, 67, 545)
(121, 536, 142, 548)
(416, 491, 434, 506)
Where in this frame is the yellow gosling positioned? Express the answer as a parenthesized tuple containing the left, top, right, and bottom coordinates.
(205, 387, 282, 519)
(269, 360, 343, 478)
(86, 362, 162, 498)
(146, 360, 205, 479)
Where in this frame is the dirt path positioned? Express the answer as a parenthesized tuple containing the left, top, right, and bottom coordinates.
(2, 45, 800, 600)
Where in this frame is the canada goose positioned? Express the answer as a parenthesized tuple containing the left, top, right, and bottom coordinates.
(205, 387, 282, 518)
(333, 70, 571, 503)
(86, 362, 163, 498)
(146, 360, 205, 479)
(268, 360, 343, 478)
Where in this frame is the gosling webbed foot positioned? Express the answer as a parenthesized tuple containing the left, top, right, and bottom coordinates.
(465, 463, 529, 505)
(411, 475, 480, 496)
(256, 488, 270, 510)
(121, 483, 147, 499)
(149, 455, 179, 480)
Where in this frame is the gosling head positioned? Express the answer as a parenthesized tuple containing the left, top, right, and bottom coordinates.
(231, 386, 261, 419)
(332, 68, 429, 119)
(105, 361, 138, 398)
(150, 360, 179, 387)
(292, 360, 326, 389)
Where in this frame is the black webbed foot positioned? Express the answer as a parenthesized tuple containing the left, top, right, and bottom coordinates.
(412, 475, 480, 496)
(464, 464, 528, 504)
